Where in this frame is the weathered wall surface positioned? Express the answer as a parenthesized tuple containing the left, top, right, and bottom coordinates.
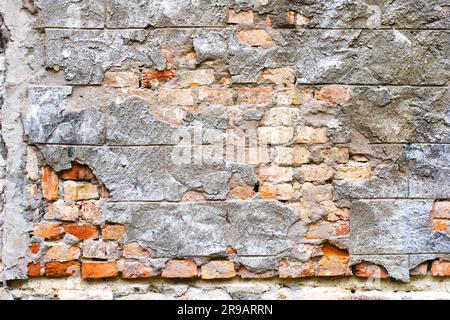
(1, 0, 450, 300)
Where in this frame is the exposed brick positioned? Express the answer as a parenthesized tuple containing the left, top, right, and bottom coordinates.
(238, 267, 277, 279)
(321, 147, 349, 164)
(28, 263, 41, 277)
(258, 165, 293, 184)
(45, 201, 79, 222)
(82, 240, 121, 260)
(82, 261, 119, 279)
(80, 202, 103, 224)
(141, 69, 175, 88)
(198, 88, 236, 106)
(45, 244, 81, 262)
(237, 87, 272, 105)
(293, 147, 311, 165)
(229, 186, 255, 200)
(45, 261, 80, 278)
(64, 224, 99, 240)
(315, 85, 351, 105)
(301, 183, 334, 202)
(315, 256, 350, 276)
(299, 164, 334, 182)
(158, 88, 194, 106)
(431, 261, 450, 276)
(122, 261, 160, 279)
(63, 181, 99, 201)
(335, 223, 350, 236)
(260, 183, 294, 201)
(262, 68, 295, 86)
(123, 242, 150, 259)
(337, 165, 372, 180)
(162, 260, 198, 278)
(30, 242, 41, 254)
(33, 223, 64, 240)
(178, 69, 215, 87)
(228, 9, 254, 25)
(410, 263, 428, 276)
(42, 166, 59, 201)
(353, 263, 389, 279)
(201, 261, 236, 279)
(258, 127, 294, 145)
(432, 219, 449, 232)
(61, 163, 95, 181)
(433, 201, 450, 219)
(296, 127, 328, 144)
(275, 88, 303, 105)
(104, 71, 139, 87)
(279, 260, 315, 278)
(238, 29, 273, 47)
(102, 224, 127, 241)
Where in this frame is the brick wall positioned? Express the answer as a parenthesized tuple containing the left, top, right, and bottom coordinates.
(0, 0, 449, 299)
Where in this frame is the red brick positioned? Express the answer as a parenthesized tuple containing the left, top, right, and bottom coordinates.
(64, 224, 98, 240)
(353, 263, 389, 279)
(122, 261, 160, 279)
(431, 261, 450, 276)
(82, 261, 119, 279)
(162, 260, 198, 278)
(142, 68, 175, 88)
(30, 242, 41, 254)
(42, 166, 59, 201)
(61, 163, 95, 181)
(335, 223, 350, 236)
(33, 223, 64, 240)
(28, 263, 41, 277)
(433, 201, 450, 219)
(102, 224, 126, 240)
(45, 261, 80, 277)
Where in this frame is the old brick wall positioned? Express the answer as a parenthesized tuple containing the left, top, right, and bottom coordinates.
(0, 0, 450, 300)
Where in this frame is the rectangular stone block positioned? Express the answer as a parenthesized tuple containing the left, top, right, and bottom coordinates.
(268, 0, 450, 29)
(106, 0, 227, 28)
(38, 0, 106, 28)
(407, 144, 450, 198)
(340, 87, 450, 143)
(105, 202, 228, 257)
(295, 30, 449, 85)
(350, 200, 450, 255)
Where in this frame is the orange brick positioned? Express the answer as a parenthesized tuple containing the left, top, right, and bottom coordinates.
(33, 223, 64, 240)
(102, 224, 126, 240)
(61, 163, 95, 181)
(162, 260, 197, 278)
(30, 242, 40, 254)
(315, 256, 350, 276)
(45, 261, 80, 277)
(431, 261, 450, 276)
(123, 242, 150, 259)
(28, 263, 41, 277)
(433, 219, 449, 232)
(141, 68, 175, 88)
(321, 244, 349, 257)
(64, 224, 98, 240)
(82, 261, 119, 279)
(229, 186, 255, 200)
(353, 263, 389, 279)
(42, 166, 59, 201)
(228, 9, 254, 24)
(201, 261, 236, 279)
(122, 261, 160, 279)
